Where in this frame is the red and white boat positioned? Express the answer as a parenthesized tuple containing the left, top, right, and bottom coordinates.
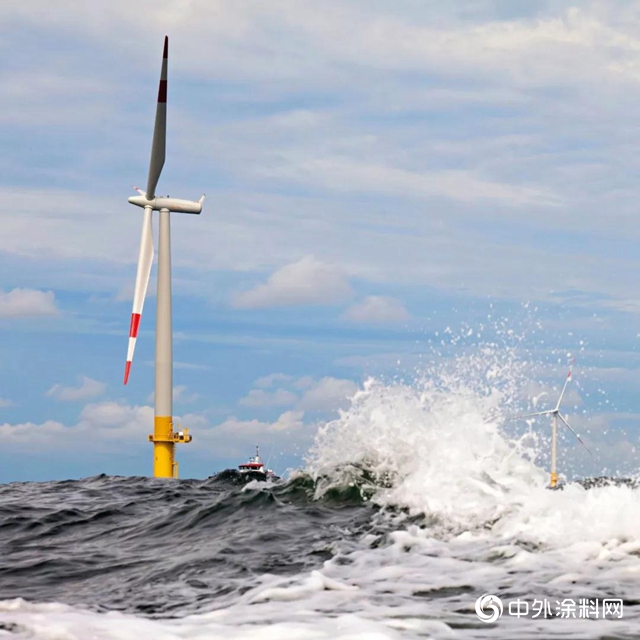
(238, 446, 278, 480)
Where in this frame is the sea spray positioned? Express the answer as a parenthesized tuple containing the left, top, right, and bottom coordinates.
(306, 346, 547, 530)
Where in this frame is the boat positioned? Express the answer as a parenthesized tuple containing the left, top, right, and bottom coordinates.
(236, 446, 278, 481)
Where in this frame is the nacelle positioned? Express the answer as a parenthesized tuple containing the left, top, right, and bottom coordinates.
(128, 194, 205, 214)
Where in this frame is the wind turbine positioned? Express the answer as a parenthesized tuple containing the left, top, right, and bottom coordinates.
(512, 361, 592, 488)
(124, 36, 204, 478)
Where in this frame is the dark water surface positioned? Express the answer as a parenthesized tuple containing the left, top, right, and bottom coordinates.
(2, 474, 640, 640)
(0, 474, 376, 617)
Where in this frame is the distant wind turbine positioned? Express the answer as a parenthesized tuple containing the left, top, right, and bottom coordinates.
(511, 360, 592, 488)
(123, 36, 204, 478)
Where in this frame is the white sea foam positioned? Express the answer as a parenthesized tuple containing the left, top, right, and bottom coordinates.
(2, 347, 639, 638)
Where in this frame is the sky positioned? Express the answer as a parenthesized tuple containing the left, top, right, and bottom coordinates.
(2, 0, 640, 482)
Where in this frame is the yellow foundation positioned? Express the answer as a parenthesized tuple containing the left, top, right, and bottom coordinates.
(148, 416, 192, 478)
(151, 416, 174, 478)
(550, 471, 558, 488)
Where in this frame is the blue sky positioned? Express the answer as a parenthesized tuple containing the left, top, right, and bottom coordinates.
(2, 0, 640, 482)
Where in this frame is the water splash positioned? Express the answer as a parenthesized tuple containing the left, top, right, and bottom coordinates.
(305, 344, 640, 550)
(306, 346, 546, 529)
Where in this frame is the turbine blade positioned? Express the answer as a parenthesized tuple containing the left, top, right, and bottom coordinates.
(124, 206, 154, 384)
(507, 410, 554, 421)
(555, 358, 575, 411)
(145, 36, 168, 200)
(558, 413, 593, 457)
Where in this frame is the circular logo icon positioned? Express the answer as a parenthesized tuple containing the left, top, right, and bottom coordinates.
(475, 594, 503, 623)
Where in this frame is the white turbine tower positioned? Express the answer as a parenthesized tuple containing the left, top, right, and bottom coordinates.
(124, 36, 204, 478)
(512, 360, 592, 488)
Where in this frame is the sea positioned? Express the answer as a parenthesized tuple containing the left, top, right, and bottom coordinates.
(1, 348, 639, 639)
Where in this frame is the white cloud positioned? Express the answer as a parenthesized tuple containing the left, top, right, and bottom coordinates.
(0, 288, 58, 318)
(6, 3, 638, 90)
(175, 385, 200, 404)
(255, 373, 292, 388)
(46, 376, 106, 402)
(0, 399, 14, 408)
(0, 401, 153, 452)
(293, 376, 316, 390)
(0, 400, 211, 454)
(263, 158, 556, 205)
(196, 410, 308, 455)
(0, 420, 69, 450)
(2, 399, 305, 458)
(232, 256, 352, 309)
(240, 388, 298, 408)
(177, 413, 208, 430)
(297, 377, 358, 412)
(241, 374, 358, 412)
(78, 401, 151, 435)
(219, 410, 305, 435)
(344, 296, 410, 324)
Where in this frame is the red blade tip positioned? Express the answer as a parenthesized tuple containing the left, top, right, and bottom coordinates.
(163, 36, 168, 59)
(124, 361, 132, 385)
